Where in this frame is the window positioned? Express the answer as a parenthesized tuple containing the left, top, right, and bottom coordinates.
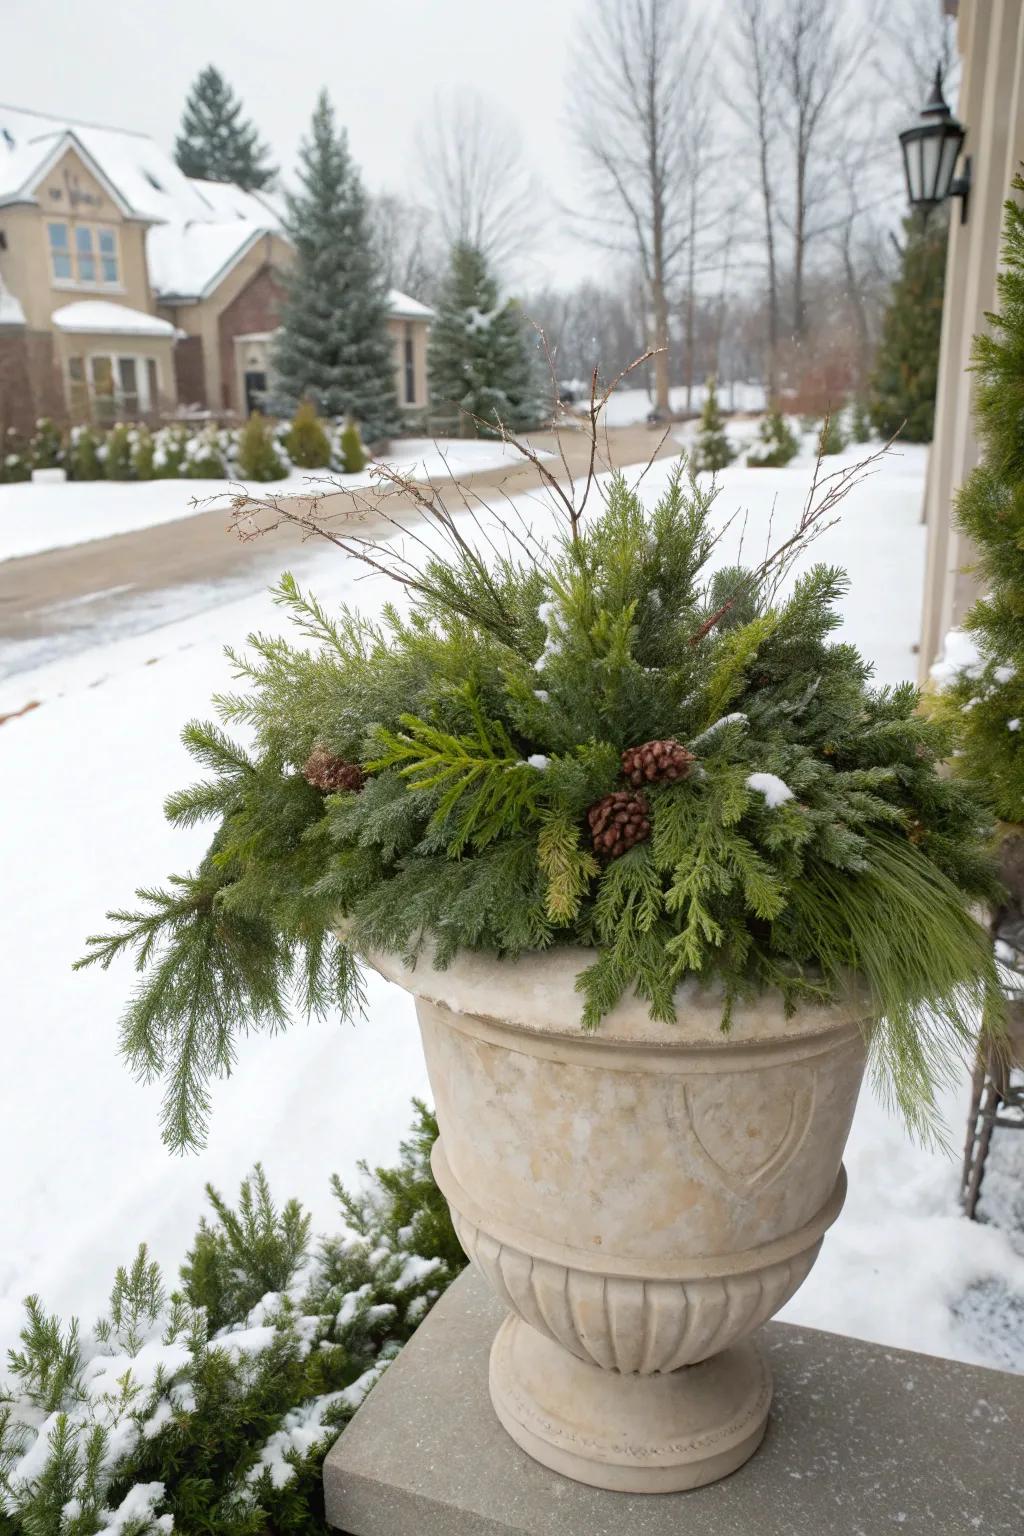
(404, 324, 416, 406)
(48, 222, 71, 280)
(75, 226, 96, 283)
(47, 222, 120, 286)
(116, 357, 139, 417)
(89, 355, 116, 422)
(67, 356, 88, 419)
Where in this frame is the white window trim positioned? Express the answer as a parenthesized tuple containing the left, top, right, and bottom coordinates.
(47, 220, 124, 292)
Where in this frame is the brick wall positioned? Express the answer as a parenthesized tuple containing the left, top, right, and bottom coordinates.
(174, 334, 206, 410)
(217, 265, 284, 414)
(0, 329, 64, 436)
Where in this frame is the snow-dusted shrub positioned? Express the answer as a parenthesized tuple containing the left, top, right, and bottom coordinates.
(104, 425, 135, 481)
(150, 426, 191, 479)
(131, 427, 156, 481)
(0, 1102, 463, 1535)
(30, 417, 64, 471)
(1, 429, 32, 483)
(67, 425, 104, 481)
(182, 425, 228, 479)
(746, 409, 798, 469)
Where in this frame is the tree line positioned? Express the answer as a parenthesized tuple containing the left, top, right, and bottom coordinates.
(174, 0, 955, 440)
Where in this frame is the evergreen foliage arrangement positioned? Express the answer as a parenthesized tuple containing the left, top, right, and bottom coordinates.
(338, 420, 367, 474)
(870, 212, 947, 443)
(78, 417, 1003, 1153)
(933, 177, 1024, 825)
(692, 380, 734, 472)
(237, 413, 285, 482)
(174, 65, 276, 191)
(285, 402, 332, 471)
(747, 408, 798, 469)
(1, 428, 30, 482)
(272, 93, 399, 441)
(0, 1103, 462, 1535)
(427, 243, 547, 437)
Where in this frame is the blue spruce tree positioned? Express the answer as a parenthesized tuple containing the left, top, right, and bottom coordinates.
(272, 92, 399, 441)
(428, 243, 547, 436)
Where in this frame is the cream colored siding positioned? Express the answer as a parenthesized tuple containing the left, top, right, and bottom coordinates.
(920, 0, 1024, 675)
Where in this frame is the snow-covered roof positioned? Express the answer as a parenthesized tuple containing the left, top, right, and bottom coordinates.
(389, 288, 434, 320)
(51, 300, 175, 337)
(0, 106, 436, 317)
(0, 103, 283, 302)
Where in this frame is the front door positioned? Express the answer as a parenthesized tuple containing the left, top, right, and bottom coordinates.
(244, 371, 267, 416)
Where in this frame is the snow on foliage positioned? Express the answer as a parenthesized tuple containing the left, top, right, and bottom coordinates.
(745, 771, 795, 808)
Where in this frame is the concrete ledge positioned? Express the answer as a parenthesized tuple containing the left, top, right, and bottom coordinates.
(324, 1266, 1024, 1536)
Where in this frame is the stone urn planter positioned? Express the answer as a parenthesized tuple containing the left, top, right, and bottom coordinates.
(358, 939, 869, 1494)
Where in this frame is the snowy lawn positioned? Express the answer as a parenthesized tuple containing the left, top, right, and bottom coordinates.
(2, 441, 1023, 1373)
(0, 437, 540, 562)
(597, 380, 767, 427)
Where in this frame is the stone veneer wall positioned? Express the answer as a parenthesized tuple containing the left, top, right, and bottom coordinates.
(0, 328, 65, 436)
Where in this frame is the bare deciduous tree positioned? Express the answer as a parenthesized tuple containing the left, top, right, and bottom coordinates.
(418, 91, 543, 272)
(371, 192, 444, 306)
(774, 0, 877, 341)
(733, 0, 782, 393)
(567, 0, 706, 415)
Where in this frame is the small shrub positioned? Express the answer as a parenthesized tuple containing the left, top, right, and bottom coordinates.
(105, 423, 134, 480)
(67, 425, 104, 480)
(747, 408, 798, 468)
(1, 427, 31, 482)
(131, 425, 155, 480)
(0, 1102, 463, 1534)
(339, 419, 368, 474)
(849, 397, 872, 443)
(30, 417, 64, 470)
(285, 401, 331, 470)
(691, 378, 734, 473)
(817, 413, 845, 456)
(237, 412, 286, 482)
(184, 425, 228, 479)
(151, 424, 191, 477)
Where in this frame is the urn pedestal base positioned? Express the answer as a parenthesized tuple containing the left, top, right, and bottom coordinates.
(489, 1312, 772, 1493)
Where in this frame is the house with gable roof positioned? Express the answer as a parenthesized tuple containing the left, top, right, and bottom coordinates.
(0, 103, 432, 435)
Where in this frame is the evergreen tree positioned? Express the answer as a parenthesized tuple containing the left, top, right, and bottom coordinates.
(174, 65, 276, 191)
(691, 378, 734, 472)
(67, 425, 103, 481)
(870, 212, 947, 442)
(427, 243, 547, 437)
(747, 407, 798, 468)
(849, 396, 872, 443)
(272, 93, 399, 441)
(938, 177, 1024, 824)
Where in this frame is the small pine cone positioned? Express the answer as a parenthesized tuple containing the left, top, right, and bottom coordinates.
(621, 738, 696, 787)
(302, 745, 365, 794)
(587, 790, 651, 859)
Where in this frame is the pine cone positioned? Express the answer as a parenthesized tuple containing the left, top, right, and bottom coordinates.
(587, 791, 651, 858)
(302, 746, 365, 794)
(621, 738, 696, 787)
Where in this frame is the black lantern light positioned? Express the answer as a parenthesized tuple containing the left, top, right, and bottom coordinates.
(899, 68, 970, 222)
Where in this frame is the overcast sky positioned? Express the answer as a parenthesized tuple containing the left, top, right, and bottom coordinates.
(2, 0, 598, 287)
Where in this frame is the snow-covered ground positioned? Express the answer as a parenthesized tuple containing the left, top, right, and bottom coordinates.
(2, 440, 1023, 1375)
(0, 438, 539, 563)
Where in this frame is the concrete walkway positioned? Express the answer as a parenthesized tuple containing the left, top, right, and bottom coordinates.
(0, 424, 678, 659)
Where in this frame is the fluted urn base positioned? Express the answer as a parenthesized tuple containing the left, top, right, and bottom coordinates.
(489, 1313, 771, 1493)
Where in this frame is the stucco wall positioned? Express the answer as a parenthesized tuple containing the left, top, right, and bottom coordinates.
(919, 0, 1024, 675)
(0, 147, 152, 330)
